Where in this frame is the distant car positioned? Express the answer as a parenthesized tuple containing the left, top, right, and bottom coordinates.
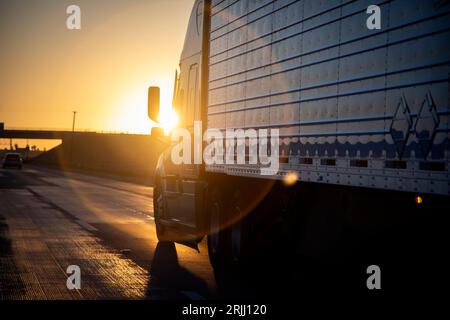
(2, 153, 23, 169)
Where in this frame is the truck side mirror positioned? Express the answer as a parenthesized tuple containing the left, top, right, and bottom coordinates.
(148, 86, 160, 123)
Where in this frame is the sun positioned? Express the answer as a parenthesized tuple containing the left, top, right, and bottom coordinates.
(157, 108, 178, 135)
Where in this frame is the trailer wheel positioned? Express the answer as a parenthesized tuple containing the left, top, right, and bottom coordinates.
(153, 177, 168, 242)
(207, 186, 230, 270)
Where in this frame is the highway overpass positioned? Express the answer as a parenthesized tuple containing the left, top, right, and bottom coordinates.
(0, 129, 82, 140)
(0, 129, 149, 140)
(0, 128, 165, 177)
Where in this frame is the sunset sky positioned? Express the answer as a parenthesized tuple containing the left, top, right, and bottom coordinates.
(0, 0, 195, 142)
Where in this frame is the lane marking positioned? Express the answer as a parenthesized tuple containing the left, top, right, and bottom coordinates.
(11, 190, 34, 196)
(35, 167, 154, 198)
(24, 169, 39, 173)
(76, 220, 98, 232)
(181, 291, 206, 301)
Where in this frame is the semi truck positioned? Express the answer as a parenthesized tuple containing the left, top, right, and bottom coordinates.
(147, 0, 450, 270)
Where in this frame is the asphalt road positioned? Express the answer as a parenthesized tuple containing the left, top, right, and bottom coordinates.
(0, 165, 302, 301)
(0, 165, 220, 300)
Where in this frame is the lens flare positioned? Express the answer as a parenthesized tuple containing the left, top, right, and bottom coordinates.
(283, 171, 299, 186)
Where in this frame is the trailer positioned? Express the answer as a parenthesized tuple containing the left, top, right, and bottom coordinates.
(147, 0, 450, 269)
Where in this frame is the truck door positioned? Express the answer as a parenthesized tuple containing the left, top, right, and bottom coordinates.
(179, 63, 205, 236)
(158, 0, 209, 242)
(161, 62, 205, 241)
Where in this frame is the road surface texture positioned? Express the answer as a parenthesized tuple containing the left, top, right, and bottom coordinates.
(0, 166, 216, 300)
(1, 165, 301, 301)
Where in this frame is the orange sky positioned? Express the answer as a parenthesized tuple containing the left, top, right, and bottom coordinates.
(0, 0, 195, 138)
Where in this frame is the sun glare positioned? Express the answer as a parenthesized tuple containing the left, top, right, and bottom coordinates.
(158, 108, 178, 134)
(111, 82, 178, 135)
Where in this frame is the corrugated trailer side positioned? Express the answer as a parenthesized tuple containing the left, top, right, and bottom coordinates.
(206, 0, 450, 195)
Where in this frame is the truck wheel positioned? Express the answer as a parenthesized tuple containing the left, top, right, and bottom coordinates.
(207, 186, 230, 270)
(153, 177, 168, 242)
